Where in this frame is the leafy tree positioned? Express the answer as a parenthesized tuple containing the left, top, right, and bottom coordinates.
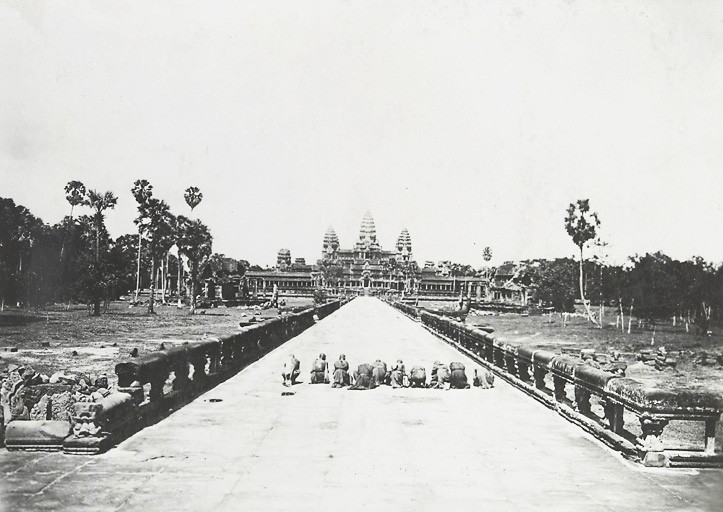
(0, 198, 46, 308)
(528, 258, 577, 312)
(565, 199, 600, 325)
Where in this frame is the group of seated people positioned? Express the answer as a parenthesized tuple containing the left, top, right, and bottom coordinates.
(282, 353, 494, 390)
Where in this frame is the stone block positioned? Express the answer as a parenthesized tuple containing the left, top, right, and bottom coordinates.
(65, 392, 138, 455)
(641, 451, 668, 467)
(4, 420, 71, 451)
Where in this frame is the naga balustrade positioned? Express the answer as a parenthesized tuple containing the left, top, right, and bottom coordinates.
(390, 301, 722, 467)
(2, 300, 347, 454)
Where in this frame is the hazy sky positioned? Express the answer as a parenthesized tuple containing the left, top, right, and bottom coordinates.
(2, 1, 722, 267)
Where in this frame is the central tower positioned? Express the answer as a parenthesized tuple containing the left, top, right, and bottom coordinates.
(355, 210, 380, 253)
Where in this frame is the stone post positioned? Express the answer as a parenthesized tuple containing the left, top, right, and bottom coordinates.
(533, 365, 547, 391)
(639, 413, 669, 466)
(553, 376, 567, 402)
(704, 416, 718, 455)
(573, 386, 591, 414)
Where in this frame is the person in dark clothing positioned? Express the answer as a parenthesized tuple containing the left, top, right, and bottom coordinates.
(428, 361, 451, 389)
(332, 354, 350, 388)
(372, 359, 388, 386)
(449, 361, 470, 389)
(390, 360, 406, 388)
(408, 365, 427, 388)
(349, 363, 376, 390)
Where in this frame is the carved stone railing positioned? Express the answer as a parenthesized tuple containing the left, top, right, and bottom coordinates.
(390, 301, 722, 467)
(2, 299, 347, 454)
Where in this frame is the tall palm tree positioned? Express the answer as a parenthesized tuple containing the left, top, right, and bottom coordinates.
(141, 198, 173, 314)
(565, 199, 601, 326)
(64, 181, 86, 219)
(174, 215, 191, 307)
(131, 180, 153, 302)
(84, 190, 117, 316)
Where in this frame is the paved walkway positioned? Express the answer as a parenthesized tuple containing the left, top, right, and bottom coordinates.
(1, 297, 721, 511)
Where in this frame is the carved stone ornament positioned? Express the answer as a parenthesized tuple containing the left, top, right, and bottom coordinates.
(71, 402, 104, 438)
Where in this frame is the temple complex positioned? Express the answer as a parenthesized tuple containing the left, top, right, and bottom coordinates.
(318, 211, 415, 290)
(243, 211, 488, 300)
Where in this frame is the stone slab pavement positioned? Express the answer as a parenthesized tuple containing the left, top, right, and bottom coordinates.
(1, 297, 721, 511)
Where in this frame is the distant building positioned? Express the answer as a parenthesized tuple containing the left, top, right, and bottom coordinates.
(244, 211, 486, 299)
(489, 261, 528, 305)
(319, 211, 414, 290)
(277, 249, 292, 270)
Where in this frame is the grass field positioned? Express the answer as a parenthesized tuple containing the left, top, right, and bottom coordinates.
(462, 309, 723, 396)
(0, 297, 315, 383)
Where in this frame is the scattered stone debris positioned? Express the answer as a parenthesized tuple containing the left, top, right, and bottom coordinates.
(579, 349, 627, 376)
(130, 348, 139, 358)
(653, 347, 678, 371)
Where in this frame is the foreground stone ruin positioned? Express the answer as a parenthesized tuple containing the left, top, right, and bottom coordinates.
(0, 300, 345, 454)
(390, 300, 723, 468)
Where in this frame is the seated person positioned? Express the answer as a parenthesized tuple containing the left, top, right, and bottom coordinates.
(282, 354, 301, 387)
(372, 359, 389, 386)
(349, 363, 376, 390)
(473, 368, 495, 389)
(390, 359, 406, 388)
(428, 361, 451, 389)
(310, 353, 329, 384)
(408, 365, 427, 388)
(332, 354, 350, 388)
(449, 361, 470, 389)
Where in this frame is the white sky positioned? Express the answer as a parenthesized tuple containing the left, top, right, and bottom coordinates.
(1, 1, 722, 267)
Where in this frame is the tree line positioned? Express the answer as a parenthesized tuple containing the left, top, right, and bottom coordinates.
(522, 198, 723, 332)
(0, 180, 213, 315)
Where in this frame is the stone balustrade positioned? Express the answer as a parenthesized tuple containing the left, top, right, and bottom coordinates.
(2, 299, 347, 454)
(391, 301, 722, 467)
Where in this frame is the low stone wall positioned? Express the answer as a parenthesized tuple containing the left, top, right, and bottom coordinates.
(1, 299, 347, 454)
(389, 300, 723, 468)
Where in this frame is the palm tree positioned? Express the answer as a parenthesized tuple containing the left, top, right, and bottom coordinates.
(184, 186, 203, 213)
(483, 246, 492, 281)
(84, 190, 117, 316)
(61, 181, 87, 294)
(141, 198, 174, 314)
(179, 186, 203, 307)
(131, 180, 153, 302)
(565, 199, 601, 326)
(173, 215, 191, 307)
(64, 181, 86, 219)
